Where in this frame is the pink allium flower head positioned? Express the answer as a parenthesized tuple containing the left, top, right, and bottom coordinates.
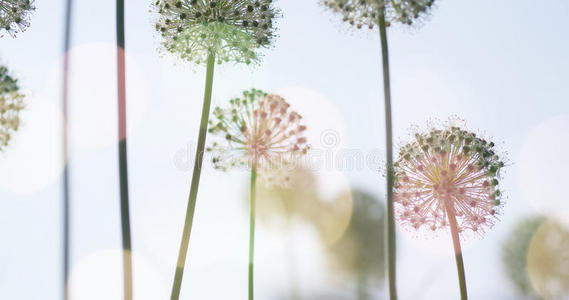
(393, 120, 506, 236)
(208, 89, 309, 185)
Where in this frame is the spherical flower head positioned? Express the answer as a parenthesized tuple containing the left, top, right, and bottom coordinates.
(322, 0, 435, 30)
(207, 89, 309, 185)
(393, 121, 506, 236)
(153, 0, 280, 65)
(0, 65, 25, 150)
(0, 0, 35, 37)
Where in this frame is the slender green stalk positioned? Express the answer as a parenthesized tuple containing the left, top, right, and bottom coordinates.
(61, 0, 73, 299)
(285, 220, 300, 300)
(357, 271, 368, 300)
(171, 52, 216, 300)
(378, 8, 398, 300)
(249, 166, 257, 300)
(116, 0, 133, 299)
(444, 199, 468, 300)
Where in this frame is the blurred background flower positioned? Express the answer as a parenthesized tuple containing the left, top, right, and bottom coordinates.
(0, 65, 24, 151)
(502, 216, 544, 299)
(255, 167, 385, 299)
(503, 217, 569, 300)
(326, 190, 385, 300)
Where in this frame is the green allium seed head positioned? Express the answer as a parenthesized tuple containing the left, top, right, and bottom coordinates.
(153, 0, 281, 65)
(394, 118, 506, 236)
(0, 0, 34, 37)
(207, 89, 309, 186)
(0, 65, 25, 150)
(322, 0, 435, 29)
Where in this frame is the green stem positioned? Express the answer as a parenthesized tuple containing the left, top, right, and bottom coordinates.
(170, 52, 216, 300)
(285, 220, 300, 300)
(117, 1, 133, 299)
(357, 271, 368, 300)
(444, 199, 468, 300)
(249, 166, 257, 300)
(378, 8, 398, 300)
(62, 0, 73, 299)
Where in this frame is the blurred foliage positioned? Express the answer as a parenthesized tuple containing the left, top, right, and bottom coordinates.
(503, 216, 569, 299)
(502, 216, 545, 298)
(527, 219, 569, 299)
(255, 166, 320, 224)
(256, 166, 352, 247)
(256, 167, 385, 299)
(326, 190, 385, 300)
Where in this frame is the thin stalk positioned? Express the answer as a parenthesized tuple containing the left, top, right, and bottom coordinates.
(249, 166, 257, 300)
(61, 0, 73, 299)
(357, 271, 368, 300)
(116, 1, 133, 299)
(170, 52, 216, 300)
(285, 220, 300, 300)
(378, 8, 397, 300)
(444, 199, 468, 300)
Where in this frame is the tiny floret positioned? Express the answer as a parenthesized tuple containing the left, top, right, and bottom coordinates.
(0, 0, 35, 37)
(0, 65, 25, 150)
(393, 120, 506, 236)
(322, 0, 435, 29)
(208, 89, 309, 185)
(153, 0, 280, 65)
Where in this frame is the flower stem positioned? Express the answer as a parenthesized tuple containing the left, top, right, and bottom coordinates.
(444, 199, 468, 300)
(285, 220, 300, 300)
(117, 0, 133, 299)
(170, 52, 216, 300)
(62, 0, 73, 299)
(378, 7, 398, 300)
(249, 166, 257, 300)
(357, 271, 368, 300)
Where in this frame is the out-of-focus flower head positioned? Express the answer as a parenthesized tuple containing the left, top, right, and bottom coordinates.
(526, 219, 569, 299)
(153, 0, 280, 65)
(328, 190, 385, 283)
(0, 0, 35, 37)
(322, 0, 435, 29)
(502, 216, 545, 299)
(207, 89, 309, 185)
(393, 118, 506, 236)
(0, 65, 24, 150)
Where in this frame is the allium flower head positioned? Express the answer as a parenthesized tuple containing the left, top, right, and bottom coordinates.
(0, 65, 25, 150)
(322, 0, 435, 29)
(207, 89, 309, 184)
(0, 0, 34, 37)
(153, 0, 280, 65)
(393, 121, 506, 236)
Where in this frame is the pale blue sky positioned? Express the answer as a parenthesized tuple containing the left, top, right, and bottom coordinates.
(0, 0, 568, 299)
